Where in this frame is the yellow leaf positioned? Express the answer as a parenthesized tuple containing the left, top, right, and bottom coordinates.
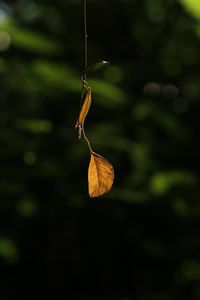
(75, 87, 91, 138)
(88, 152, 114, 198)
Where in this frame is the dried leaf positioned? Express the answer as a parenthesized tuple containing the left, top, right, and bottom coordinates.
(88, 152, 114, 198)
(75, 87, 91, 138)
(82, 60, 110, 76)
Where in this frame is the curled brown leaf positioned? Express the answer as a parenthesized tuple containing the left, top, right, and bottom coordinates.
(75, 87, 91, 139)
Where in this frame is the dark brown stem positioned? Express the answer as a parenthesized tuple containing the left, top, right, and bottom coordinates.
(84, 0, 88, 73)
(82, 125, 93, 153)
(82, 0, 93, 153)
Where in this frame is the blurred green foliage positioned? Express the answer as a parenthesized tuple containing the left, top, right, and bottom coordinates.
(0, 0, 200, 299)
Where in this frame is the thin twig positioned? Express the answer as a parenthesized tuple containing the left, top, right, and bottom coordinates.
(82, 124, 93, 153)
(84, 0, 88, 71)
(82, 0, 93, 153)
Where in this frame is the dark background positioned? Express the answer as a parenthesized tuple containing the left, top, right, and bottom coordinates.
(0, 0, 200, 299)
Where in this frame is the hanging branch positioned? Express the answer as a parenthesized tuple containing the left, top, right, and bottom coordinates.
(75, 0, 114, 198)
(84, 0, 88, 70)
